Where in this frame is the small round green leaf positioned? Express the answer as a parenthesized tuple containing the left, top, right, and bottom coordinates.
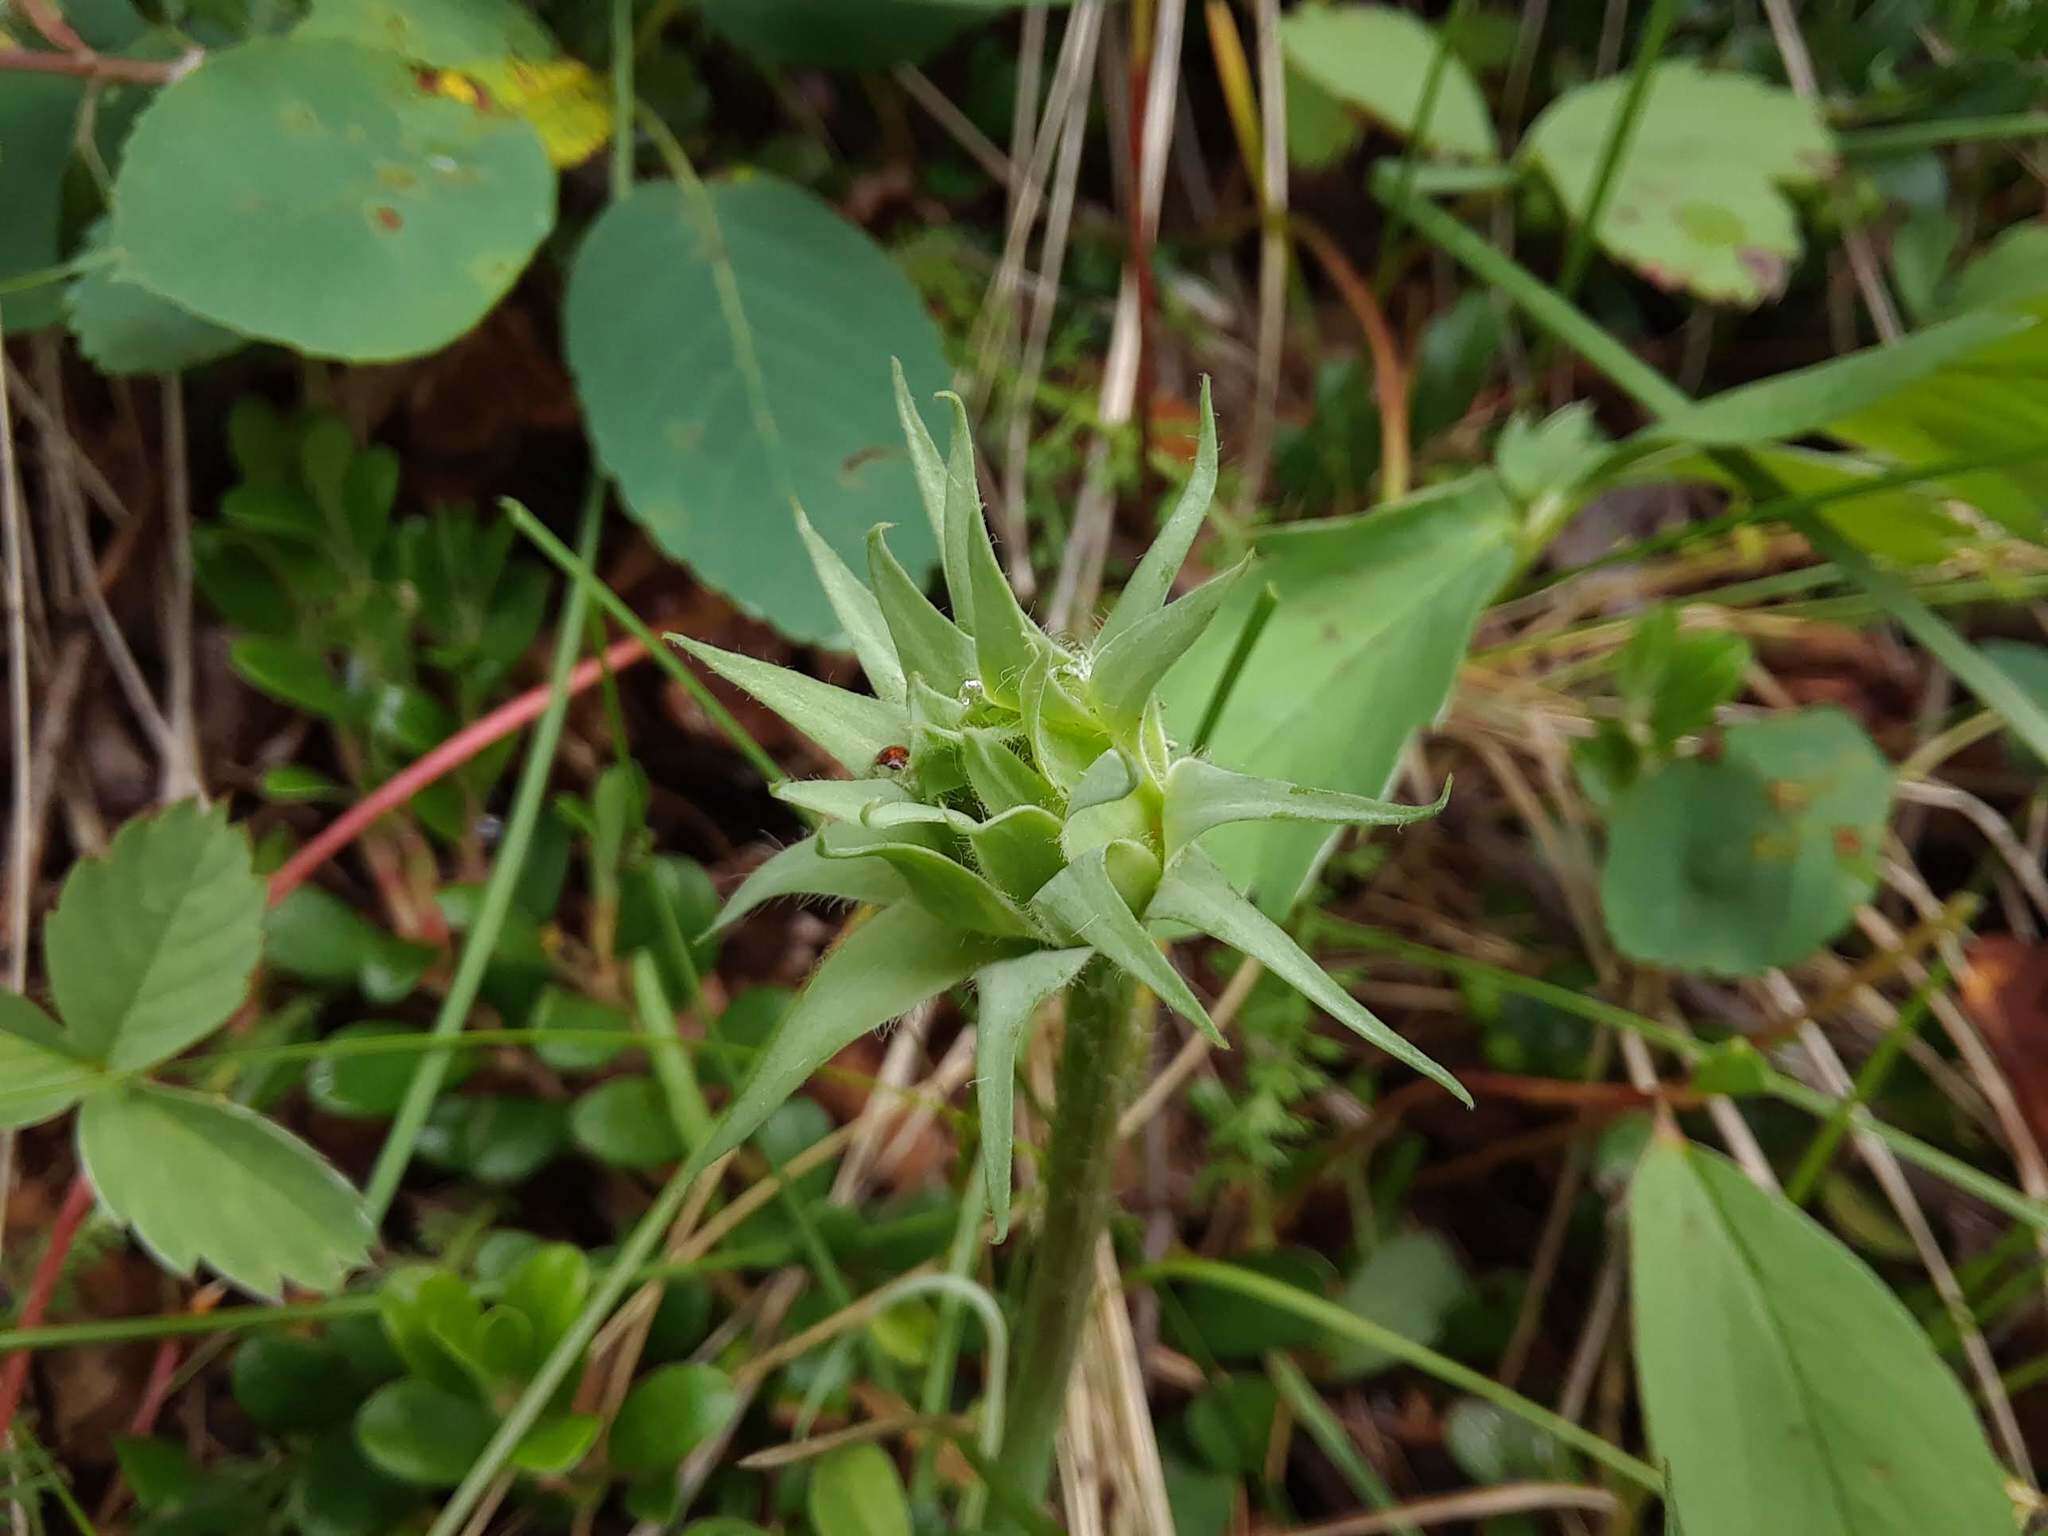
(418, 1094, 567, 1184)
(1601, 709, 1892, 975)
(110, 38, 555, 360)
(354, 1379, 496, 1487)
(569, 1076, 684, 1169)
(231, 1334, 359, 1433)
(1279, 4, 1497, 161)
(566, 175, 948, 642)
(610, 1363, 738, 1475)
(805, 1442, 911, 1536)
(308, 1021, 474, 1119)
(290, 1428, 421, 1536)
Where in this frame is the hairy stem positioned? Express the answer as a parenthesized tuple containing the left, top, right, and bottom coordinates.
(994, 960, 1144, 1512)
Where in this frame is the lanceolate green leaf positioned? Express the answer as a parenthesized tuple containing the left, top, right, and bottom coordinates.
(45, 801, 266, 1071)
(962, 729, 1058, 813)
(943, 393, 1041, 705)
(1162, 757, 1449, 863)
(772, 777, 910, 824)
(680, 902, 1003, 1181)
(670, 635, 906, 775)
(709, 834, 909, 933)
(797, 507, 905, 702)
(1160, 477, 1516, 914)
(1099, 378, 1220, 649)
(891, 356, 950, 552)
(867, 526, 977, 694)
(1150, 849, 1468, 1104)
(1034, 847, 1217, 1043)
(968, 805, 1067, 902)
(81, 1084, 373, 1298)
(0, 995, 100, 1129)
(1090, 559, 1251, 736)
(974, 947, 1093, 1240)
(1630, 1136, 2011, 1536)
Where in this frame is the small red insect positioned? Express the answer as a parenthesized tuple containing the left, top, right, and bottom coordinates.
(874, 745, 910, 770)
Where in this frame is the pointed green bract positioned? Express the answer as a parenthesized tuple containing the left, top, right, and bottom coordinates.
(819, 826, 1041, 940)
(1021, 647, 1109, 790)
(797, 507, 905, 702)
(974, 947, 1094, 1239)
(968, 805, 1067, 901)
(1033, 846, 1218, 1043)
(773, 777, 910, 823)
(1098, 376, 1219, 649)
(1091, 558, 1251, 735)
(1069, 748, 1139, 816)
(1162, 758, 1450, 862)
(892, 357, 950, 559)
(963, 729, 1058, 813)
(938, 392, 1041, 704)
(670, 635, 906, 775)
(1149, 849, 1467, 1103)
(710, 834, 909, 933)
(680, 903, 1005, 1182)
(867, 527, 978, 694)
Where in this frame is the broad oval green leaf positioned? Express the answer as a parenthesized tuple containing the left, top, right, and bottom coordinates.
(569, 1076, 685, 1170)
(80, 1083, 373, 1297)
(568, 177, 949, 642)
(1278, 5, 1497, 162)
(45, 801, 265, 1070)
(1631, 1135, 2012, 1536)
(67, 223, 244, 376)
(111, 38, 555, 360)
(1525, 63, 1833, 307)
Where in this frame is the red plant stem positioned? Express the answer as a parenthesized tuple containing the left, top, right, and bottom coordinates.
(0, 1174, 96, 1442)
(266, 634, 648, 909)
(14, 0, 86, 52)
(0, 46, 184, 84)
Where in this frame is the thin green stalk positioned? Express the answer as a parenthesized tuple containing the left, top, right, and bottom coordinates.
(1784, 969, 1941, 1206)
(913, 1160, 989, 1511)
(1146, 1259, 1663, 1492)
(363, 483, 605, 1221)
(1192, 580, 1278, 753)
(1556, 0, 1682, 299)
(1375, 171, 2048, 765)
(500, 498, 783, 784)
(993, 961, 1145, 1512)
(631, 952, 713, 1152)
(1839, 111, 2048, 156)
(1320, 923, 2048, 1233)
(1266, 1351, 1418, 1536)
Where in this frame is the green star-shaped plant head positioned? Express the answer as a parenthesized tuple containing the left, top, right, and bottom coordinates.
(670, 364, 1467, 1235)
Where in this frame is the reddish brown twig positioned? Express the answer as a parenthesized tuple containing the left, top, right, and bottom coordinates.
(13, 0, 86, 52)
(266, 633, 648, 908)
(0, 47, 186, 85)
(0, 1173, 96, 1442)
(1291, 216, 1414, 501)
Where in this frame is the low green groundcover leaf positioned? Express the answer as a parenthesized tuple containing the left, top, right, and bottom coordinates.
(1278, 4, 1497, 161)
(1524, 62, 1834, 307)
(230, 1335, 359, 1434)
(1631, 1135, 2012, 1535)
(44, 800, 266, 1071)
(569, 1076, 684, 1169)
(80, 1083, 373, 1297)
(1325, 1230, 1469, 1380)
(1184, 1375, 1281, 1476)
(1160, 476, 1516, 914)
(610, 1363, 738, 1475)
(806, 1442, 912, 1536)
(1600, 708, 1892, 975)
(568, 177, 950, 643)
(419, 1094, 567, 1184)
(307, 1021, 475, 1119)
(110, 37, 555, 360)
(354, 1378, 497, 1487)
